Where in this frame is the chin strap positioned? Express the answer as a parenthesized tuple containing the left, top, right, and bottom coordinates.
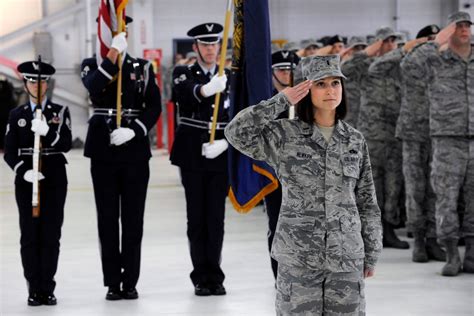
(272, 72, 289, 88)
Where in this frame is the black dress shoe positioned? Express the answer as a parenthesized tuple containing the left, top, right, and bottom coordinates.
(194, 284, 211, 296)
(121, 288, 139, 300)
(41, 293, 57, 306)
(27, 293, 42, 306)
(106, 287, 122, 300)
(210, 284, 226, 296)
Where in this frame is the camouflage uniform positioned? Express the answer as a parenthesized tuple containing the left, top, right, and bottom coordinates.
(345, 50, 403, 226)
(397, 44, 437, 238)
(225, 92, 382, 315)
(340, 46, 368, 128)
(407, 41, 474, 244)
(340, 52, 373, 129)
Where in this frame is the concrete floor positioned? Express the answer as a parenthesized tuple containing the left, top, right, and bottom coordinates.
(1, 149, 473, 316)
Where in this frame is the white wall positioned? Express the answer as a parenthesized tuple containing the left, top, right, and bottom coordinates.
(147, 0, 450, 65)
(269, 0, 445, 41)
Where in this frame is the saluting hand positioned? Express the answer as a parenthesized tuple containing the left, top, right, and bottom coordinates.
(364, 39, 383, 57)
(282, 80, 312, 105)
(403, 37, 428, 53)
(316, 45, 333, 56)
(435, 22, 456, 47)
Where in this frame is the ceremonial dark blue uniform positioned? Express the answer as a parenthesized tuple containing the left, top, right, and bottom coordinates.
(4, 100, 71, 298)
(80, 53, 161, 292)
(170, 62, 230, 288)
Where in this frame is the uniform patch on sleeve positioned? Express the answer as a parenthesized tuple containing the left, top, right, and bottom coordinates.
(174, 73, 187, 85)
(81, 65, 90, 78)
(18, 118, 26, 127)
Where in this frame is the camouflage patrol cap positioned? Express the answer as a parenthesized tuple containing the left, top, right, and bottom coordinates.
(348, 36, 368, 48)
(395, 32, 407, 45)
(282, 41, 300, 52)
(416, 24, 441, 39)
(302, 55, 346, 82)
(186, 51, 197, 59)
(447, 11, 472, 25)
(301, 39, 323, 49)
(375, 26, 397, 41)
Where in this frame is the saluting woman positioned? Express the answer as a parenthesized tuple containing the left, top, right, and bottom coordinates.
(225, 55, 382, 315)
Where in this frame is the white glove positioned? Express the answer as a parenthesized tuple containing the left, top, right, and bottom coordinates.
(201, 139, 228, 159)
(110, 127, 135, 146)
(31, 118, 49, 136)
(23, 169, 45, 183)
(201, 74, 227, 97)
(111, 32, 128, 53)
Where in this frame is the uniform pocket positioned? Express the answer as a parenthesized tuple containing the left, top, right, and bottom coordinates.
(340, 215, 365, 259)
(342, 155, 360, 179)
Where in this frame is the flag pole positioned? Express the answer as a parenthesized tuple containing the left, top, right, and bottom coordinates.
(209, 0, 232, 144)
(115, 1, 128, 127)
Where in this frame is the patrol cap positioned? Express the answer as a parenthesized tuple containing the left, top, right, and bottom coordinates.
(416, 24, 440, 39)
(282, 41, 300, 52)
(95, 16, 133, 24)
(17, 61, 55, 82)
(375, 26, 397, 41)
(301, 39, 323, 49)
(187, 23, 223, 44)
(348, 36, 368, 48)
(328, 35, 345, 45)
(366, 34, 376, 45)
(271, 50, 300, 70)
(293, 57, 310, 85)
(395, 32, 407, 44)
(186, 51, 197, 59)
(447, 11, 472, 25)
(302, 55, 346, 82)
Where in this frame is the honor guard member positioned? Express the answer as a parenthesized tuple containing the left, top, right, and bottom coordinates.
(265, 50, 300, 280)
(170, 22, 230, 296)
(80, 16, 162, 299)
(407, 12, 474, 276)
(4, 61, 72, 306)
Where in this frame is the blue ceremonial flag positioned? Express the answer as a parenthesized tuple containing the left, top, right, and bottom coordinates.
(228, 0, 278, 213)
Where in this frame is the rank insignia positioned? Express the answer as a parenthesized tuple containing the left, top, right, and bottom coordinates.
(51, 116, 61, 124)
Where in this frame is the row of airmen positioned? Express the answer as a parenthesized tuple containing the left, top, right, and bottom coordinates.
(273, 11, 473, 278)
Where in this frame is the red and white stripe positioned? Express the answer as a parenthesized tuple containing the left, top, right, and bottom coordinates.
(96, 0, 128, 64)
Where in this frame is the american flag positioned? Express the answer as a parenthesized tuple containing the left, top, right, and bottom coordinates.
(96, 0, 129, 64)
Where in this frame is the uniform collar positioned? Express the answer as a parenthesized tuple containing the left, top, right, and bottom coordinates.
(299, 119, 349, 149)
(29, 97, 48, 111)
(197, 61, 216, 76)
(443, 46, 474, 63)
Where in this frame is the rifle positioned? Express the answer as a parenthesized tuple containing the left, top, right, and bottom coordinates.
(32, 55, 43, 218)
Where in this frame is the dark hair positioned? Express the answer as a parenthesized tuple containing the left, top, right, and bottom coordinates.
(296, 79, 348, 124)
